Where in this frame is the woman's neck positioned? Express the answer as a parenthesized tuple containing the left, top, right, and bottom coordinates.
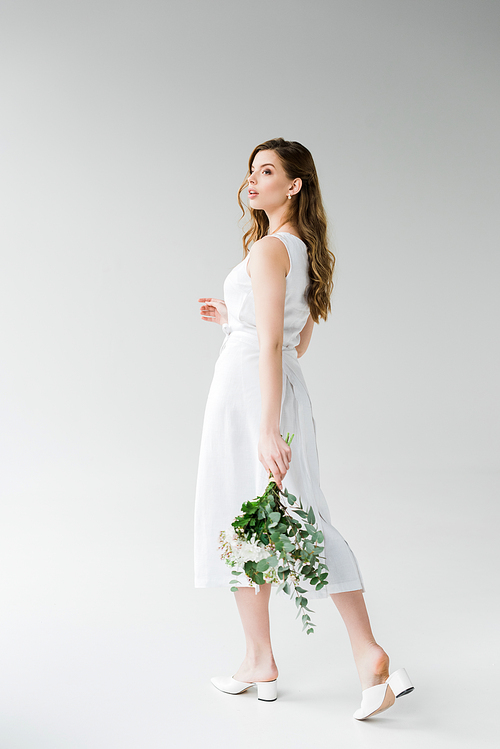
(268, 222, 296, 236)
(266, 206, 291, 235)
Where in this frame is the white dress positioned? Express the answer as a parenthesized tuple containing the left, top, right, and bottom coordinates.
(194, 232, 365, 599)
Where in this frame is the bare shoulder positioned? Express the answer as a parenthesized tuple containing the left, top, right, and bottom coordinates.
(247, 236, 290, 277)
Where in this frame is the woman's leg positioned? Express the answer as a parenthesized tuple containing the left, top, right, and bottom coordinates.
(232, 584, 279, 683)
(331, 590, 392, 693)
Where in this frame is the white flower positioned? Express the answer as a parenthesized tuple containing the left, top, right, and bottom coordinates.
(220, 528, 274, 566)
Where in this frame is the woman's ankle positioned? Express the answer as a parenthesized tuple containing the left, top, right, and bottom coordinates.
(352, 642, 390, 690)
(233, 653, 279, 682)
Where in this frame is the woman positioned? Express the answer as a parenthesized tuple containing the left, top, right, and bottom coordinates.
(194, 138, 414, 718)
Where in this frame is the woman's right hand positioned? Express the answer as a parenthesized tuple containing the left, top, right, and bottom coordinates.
(258, 431, 292, 491)
(198, 298, 228, 326)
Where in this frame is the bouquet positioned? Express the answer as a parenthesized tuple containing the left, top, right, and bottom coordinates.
(218, 434, 330, 634)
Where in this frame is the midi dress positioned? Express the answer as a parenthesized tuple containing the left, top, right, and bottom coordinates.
(194, 232, 365, 599)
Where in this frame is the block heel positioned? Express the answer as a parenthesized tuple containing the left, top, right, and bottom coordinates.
(387, 668, 414, 698)
(256, 679, 278, 701)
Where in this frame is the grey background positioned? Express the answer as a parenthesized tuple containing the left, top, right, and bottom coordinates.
(0, 1, 498, 747)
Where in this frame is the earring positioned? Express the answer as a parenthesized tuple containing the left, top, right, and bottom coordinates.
(287, 194, 291, 199)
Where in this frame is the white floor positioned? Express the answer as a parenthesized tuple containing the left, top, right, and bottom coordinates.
(0, 469, 497, 748)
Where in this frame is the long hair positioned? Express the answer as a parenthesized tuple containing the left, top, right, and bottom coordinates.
(237, 137, 335, 323)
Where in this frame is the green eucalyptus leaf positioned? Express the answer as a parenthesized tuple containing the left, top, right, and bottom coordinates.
(293, 509, 308, 519)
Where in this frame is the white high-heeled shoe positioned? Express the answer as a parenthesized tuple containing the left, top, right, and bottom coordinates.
(353, 668, 414, 720)
(210, 675, 278, 701)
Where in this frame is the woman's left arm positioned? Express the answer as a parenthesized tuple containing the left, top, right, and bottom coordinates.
(248, 237, 292, 490)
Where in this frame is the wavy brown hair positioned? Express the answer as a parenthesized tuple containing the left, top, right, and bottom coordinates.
(237, 137, 335, 323)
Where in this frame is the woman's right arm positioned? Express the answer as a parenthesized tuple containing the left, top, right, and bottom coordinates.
(296, 313, 314, 358)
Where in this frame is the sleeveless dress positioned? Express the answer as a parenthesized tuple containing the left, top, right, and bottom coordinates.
(194, 232, 365, 599)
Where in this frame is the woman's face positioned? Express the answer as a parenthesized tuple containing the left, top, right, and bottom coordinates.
(247, 150, 295, 212)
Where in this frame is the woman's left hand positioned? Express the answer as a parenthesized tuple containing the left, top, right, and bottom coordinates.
(258, 431, 292, 490)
